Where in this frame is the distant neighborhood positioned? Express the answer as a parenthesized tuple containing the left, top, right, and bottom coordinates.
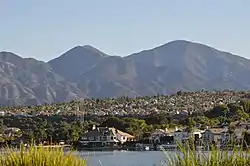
(0, 90, 250, 150)
(0, 90, 248, 117)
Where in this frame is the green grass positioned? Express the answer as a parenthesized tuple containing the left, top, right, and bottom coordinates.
(164, 145, 250, 166)
(0, 144, 86, 166)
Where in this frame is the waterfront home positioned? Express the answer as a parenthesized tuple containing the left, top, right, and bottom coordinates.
(202, 128, 226, 146)
(79, 125, 118, 147)
(110, 127, 135, 144)
(192, 129, 205, 139)
(149, 129, 168, 144)
(232, 122, 250, 144)
(173, 128, 189, 144)
(79, 125, 134, 148)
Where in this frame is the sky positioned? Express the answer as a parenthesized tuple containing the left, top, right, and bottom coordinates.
(0, 0, 250, 61)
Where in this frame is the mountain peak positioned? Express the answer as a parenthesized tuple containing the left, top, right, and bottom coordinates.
(82, 45, 97, 50)
(0, 51, 23, 63)
(63, 45, 107, 58)
(48, 45, 107, 80)
(163, 40, 199, 47)
(0, 51, 22, 58)
(163, 40, 216, 50)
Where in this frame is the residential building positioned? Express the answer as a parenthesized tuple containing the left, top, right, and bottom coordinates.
(110, 128, 135, 144)
(79, 125, 134, 147)
(149, 129, 168, 144)
(232, 121, 250, 144)
(173, 128, 189, 144)
(192, 129, 205, 139)
(79, 126, 118, 147)
(202, 128, 226, 146)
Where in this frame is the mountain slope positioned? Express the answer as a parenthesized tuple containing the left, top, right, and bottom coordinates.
(1, 40, 250, 105)
(124, 40, 250, 94)
(58, 40, 250, 97)
(76, 56, 138, 98)
(48, 45, 107, 81)
(0, 52, 85, 105)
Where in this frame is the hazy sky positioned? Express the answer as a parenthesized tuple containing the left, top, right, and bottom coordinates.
(0, 0, 249, 61)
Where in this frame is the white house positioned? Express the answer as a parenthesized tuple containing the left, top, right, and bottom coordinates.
(191, 129, 205, 139)
(79, 126, 119, 147)
(79, 126, 134, 147)
(110, 128, 135, 144)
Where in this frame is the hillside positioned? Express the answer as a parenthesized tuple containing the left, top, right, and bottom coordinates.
(1, 40, 250, 105)
(0, 52, 85, 105)
(50, 40, 250, 98)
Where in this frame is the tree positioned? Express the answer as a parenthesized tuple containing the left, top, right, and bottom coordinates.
(125, 118, 148, 140)
(239, 100, 250, 113)
(101, 116, 128, 131)
(206, 104, 228, 118)
(237, 109, 249, 121)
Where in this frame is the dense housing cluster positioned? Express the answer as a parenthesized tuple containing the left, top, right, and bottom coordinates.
(0, 90, 249, 117)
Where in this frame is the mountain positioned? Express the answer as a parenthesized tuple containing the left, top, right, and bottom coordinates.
(51, 40, 250, 98)
(1, 40, 250, 105)
(125, 40, 250, 94)
(0, 52, 85, 105)
(48, 45, 107, 81)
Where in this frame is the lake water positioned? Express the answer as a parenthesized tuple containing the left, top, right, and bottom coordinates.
(77, 151, 178, 166)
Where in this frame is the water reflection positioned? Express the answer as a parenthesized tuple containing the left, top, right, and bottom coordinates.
(77, 151, 171, 166)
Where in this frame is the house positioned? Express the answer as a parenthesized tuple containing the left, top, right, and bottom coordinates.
(232, 121, 250, 144)
(202, 128, 226, 146)
(149, 129, 168, 144)
(110, 128, 135, 144)
(173, 128, 189, 144)
(191, 129, 205, 140)
(79, 125, 118, 147)
(79, 125, 134, 147)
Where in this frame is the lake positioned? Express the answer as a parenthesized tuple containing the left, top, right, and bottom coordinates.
(77, 151, 178, 166)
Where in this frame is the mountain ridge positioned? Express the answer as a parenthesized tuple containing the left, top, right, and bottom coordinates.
(1, 40, 250, 105)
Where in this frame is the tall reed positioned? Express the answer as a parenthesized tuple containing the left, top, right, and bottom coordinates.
(165, 144, 250, 166)
(0, 144, 86, 166)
